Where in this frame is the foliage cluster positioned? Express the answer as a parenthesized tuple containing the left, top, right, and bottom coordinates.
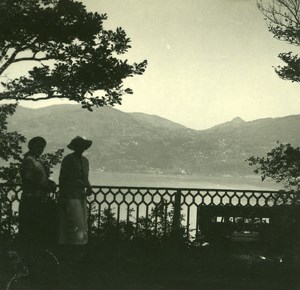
(0, 0, 147, 110)
(248, 142, 300, 189)
(258, 0, 300, 83)
(89, 201, 191, 249)
(247, 142, 300, 204)
(250, 1, 300, 201)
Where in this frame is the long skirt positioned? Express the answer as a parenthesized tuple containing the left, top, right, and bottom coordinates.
(19, 197, 45, 245)
(58, 198, 88, 245)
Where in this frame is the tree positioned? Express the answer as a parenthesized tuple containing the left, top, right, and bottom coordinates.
(248, 142, 300, 191)
(258, 0, 300, 82)
(253, 1, 300, 196)
(247, 142, 300, 206)
(0, 0, 147, 110)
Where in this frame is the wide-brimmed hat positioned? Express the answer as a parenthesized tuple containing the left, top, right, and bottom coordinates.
(67, 136, 92, 151)
(28, 136, 47, 150)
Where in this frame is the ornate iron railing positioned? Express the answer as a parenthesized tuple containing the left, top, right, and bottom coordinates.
(88, 186, 296, 238)
(0, 184, 296, 240)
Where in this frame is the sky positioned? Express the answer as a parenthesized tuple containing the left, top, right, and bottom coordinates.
(18, 0, 300, 129)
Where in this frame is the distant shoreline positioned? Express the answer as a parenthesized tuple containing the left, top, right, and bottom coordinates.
(50, 170, 281, 191)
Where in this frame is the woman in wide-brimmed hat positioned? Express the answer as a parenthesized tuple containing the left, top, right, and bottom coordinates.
(58, 136, 92, 245)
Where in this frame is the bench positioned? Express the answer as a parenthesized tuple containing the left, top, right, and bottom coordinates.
(197, 205, 298, 244)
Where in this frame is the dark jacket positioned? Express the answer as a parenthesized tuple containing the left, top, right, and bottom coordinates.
(21, 153, 49, 198)
(59, 153, 91, 199)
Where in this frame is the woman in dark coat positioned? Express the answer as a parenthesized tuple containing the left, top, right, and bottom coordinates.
(19, 136, 56, 246)
(58, 136, 92, 245)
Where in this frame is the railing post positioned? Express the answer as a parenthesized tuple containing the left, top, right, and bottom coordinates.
(172, 189, 182, 238)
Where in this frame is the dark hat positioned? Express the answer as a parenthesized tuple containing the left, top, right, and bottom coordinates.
(28, 136, 47, 150)
(67, 136, 92, 151)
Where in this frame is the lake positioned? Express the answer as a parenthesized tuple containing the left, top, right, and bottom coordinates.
(51, 171, 281, 191)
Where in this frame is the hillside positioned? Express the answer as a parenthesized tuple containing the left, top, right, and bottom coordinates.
(6, 105, 300, 176)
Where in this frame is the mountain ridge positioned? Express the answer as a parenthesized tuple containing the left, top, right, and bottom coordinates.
(6, 105, 300, 176)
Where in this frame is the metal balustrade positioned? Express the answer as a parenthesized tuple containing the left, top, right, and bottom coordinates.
(0, 184, 296, 239)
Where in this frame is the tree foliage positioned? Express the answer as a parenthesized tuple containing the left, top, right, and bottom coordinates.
(247, 142, 300, 191)
(89, 200, 190, 248)
(0, 0, 147, 110)
(252, 1, 300, 199)
(258, 0, 300, 82)
(0, 104, 25, 163)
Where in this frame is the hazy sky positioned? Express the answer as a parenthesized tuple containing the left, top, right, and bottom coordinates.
(21, 0, 300, 129)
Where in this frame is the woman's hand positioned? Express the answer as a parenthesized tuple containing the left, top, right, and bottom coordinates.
(47, 180, 57, 193)
(86, 186, 93, 196)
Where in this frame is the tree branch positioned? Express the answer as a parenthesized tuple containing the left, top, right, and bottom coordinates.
(277, 0, 300, 25)
(21, 95, 65, 101)
(12, 56, 53, 63)
(0, 84, 47, 99)
(259, 0, 300, 26)
(0, 49, 21, 76)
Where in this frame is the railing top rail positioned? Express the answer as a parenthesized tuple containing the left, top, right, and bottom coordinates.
(0, 182, 285, 194)
(91, 186, 281, 194)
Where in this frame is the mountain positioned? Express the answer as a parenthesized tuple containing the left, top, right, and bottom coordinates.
(6, 105, 300, 176)
(129, 112, 189, 131)
(210, 116, 246, 130)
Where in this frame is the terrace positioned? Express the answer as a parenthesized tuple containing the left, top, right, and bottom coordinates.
(0, 184, 299, 289)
